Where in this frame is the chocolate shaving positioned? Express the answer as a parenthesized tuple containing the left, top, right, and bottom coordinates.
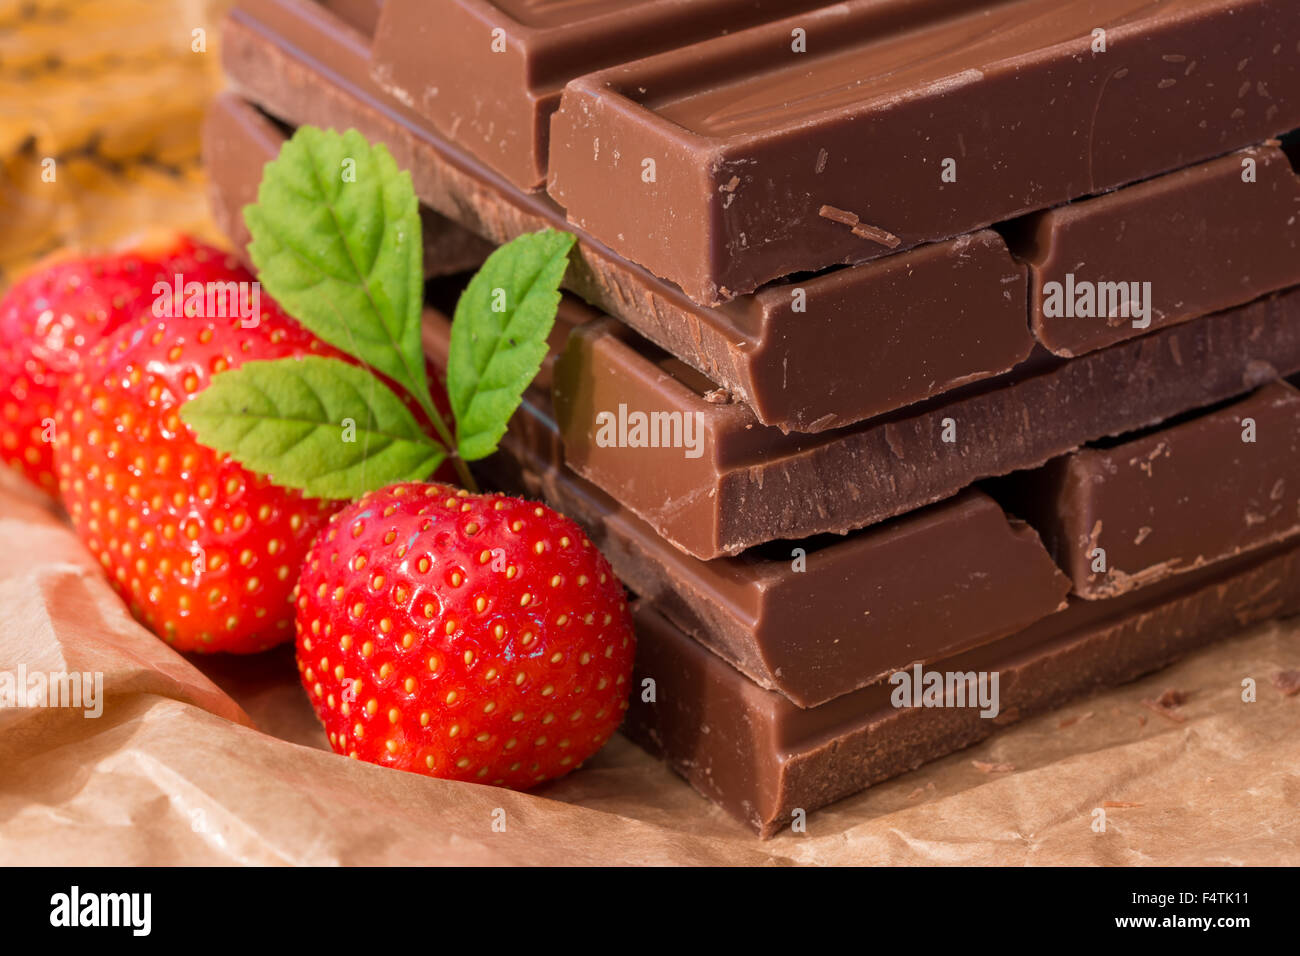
(850, 222, 902, 248)
(818, 203, 859, 227)
(817, 204, 902, 249)
(1272, 670, 1300, 696)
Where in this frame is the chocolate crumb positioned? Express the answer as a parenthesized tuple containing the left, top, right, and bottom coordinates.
(703, 388, 733, 405)
(1272, 670, 1300, 696)
(1154, 688, 1188, 708)
(972, 760, 1015, 773)
(1142, 696, 1187, 723)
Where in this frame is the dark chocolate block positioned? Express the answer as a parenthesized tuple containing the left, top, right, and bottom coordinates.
(369, 0, 836, 190)
(554, 289, 1300, 558)
(1010, 140, 1300, 357)
(548, 0, 1300, 304)
(989, 381, 1300, 598)
(220, 0, 1036, 434)
(201, 91, 493, 277)
(626, 541, 1300, 837)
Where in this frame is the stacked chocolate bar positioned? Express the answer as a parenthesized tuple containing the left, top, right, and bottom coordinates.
(204, 0, 1300, 836)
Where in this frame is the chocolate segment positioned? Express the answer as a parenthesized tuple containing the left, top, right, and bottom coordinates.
(369, 0, 836, 190)
(988, 381, 1300, 599)
(320, 0, 383, 35)
(626, 540, 1300, 837)
(554, 289, 1300, 558)
(548, 0, 1300, 304)
(201, 92, 492, 277)
(219, 0, 1036, 434)
(1007, 140, 1300, 356)
(498, 445, 1073, 711)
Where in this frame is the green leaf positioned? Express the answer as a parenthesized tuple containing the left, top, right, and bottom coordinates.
(447, 230, 575, 461)
(180, 356, 446, 500)
(243, 126, 431, 417)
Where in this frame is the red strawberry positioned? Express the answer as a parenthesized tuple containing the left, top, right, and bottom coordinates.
(52, 277, 352, 654)
(294, 483, 635, 787)
(0, 235, 242, 494)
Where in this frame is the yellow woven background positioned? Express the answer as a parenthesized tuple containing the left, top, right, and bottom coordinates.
(0, 0, 230, 289)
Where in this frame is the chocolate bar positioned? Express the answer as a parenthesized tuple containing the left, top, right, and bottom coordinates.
(424, 301, 1300, 712)
(554, 289, 1300, 558)
(201, 91, 493, 278)
(416, 301, 1072, 708)
(219, 1, 1037, 434)
(988, 381, 1300, 599)
(548, 0, 1300, 304)
(369, 0, 836, 191)
(220, 1, 1300, 436)
(627, 540, 1300, 836)
(1010, 139, 1300, 356)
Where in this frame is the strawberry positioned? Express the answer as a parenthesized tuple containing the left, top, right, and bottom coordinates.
(294, 483, 635, 787)
(0, 235, 242, 494)
(52, 277, 352, 654)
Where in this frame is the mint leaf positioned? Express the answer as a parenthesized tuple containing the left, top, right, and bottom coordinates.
(243, 126, 431, 418)
(447, 230, 575, 461)
(180, 356, 446, 500)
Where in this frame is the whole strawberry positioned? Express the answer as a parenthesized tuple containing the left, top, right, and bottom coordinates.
(295, 483, 635, 787)
(53, 283, 346, 654)
(0, 236, 242, 494)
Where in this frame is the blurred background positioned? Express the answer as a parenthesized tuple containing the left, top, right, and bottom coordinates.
(0, 0, 231, 290)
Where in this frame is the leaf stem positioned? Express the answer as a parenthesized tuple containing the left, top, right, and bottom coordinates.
(418, 394, 478, 493)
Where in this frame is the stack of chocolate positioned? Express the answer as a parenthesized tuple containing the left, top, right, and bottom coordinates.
(204, 0, 1300, 836)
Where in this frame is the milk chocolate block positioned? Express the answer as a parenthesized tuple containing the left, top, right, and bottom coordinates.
(220, 0, 1036, 434)
(626, 541, 1300, 837)
(1009, 140, 1300, 357)
(549, 0, 1300, 305)
(461, 303, 1293, 705)
(493, 424, 1072, 709)
(990, 381, 1300, 599)
(423, 304, 1070, 709)
(424, 302, 1069, 709)
(202, 92, 492, 277)
(370, 0, 836, 191)
(554, 288, 1300, 558)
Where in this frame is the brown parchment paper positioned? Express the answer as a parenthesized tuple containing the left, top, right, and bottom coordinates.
(2, 466, 1298, 866)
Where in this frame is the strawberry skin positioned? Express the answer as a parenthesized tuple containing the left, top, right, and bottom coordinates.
(0, 236, 240, 494)
(295, 483, 636, 787)
(53, 288, 345, 654)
